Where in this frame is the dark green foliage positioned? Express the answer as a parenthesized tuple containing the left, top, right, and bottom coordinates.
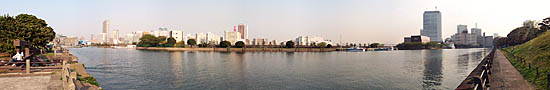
(539, 17, 550, 32)
(317, 42, 327, 48)
(0, 14, 56, 54)
(167, 37, 176, 45)
(326, 44, 332, 48)
(396, 42, 444, 50)
(235, 41, 245, 48)
(175, 41, 185, 48)
(506, 27, 543, 46)
(158, 36, 167, 42)
(285, 41, 294, 48)
(137, 34, 159, 47)
(198, 43, 208, 48)
(187, 39, 196, 46)
(369, 43, 383, 48)
(219, 41, 231, 48)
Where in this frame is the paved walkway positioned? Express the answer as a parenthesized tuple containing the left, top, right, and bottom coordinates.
(0, 74, 62, 90)
(489, 49, 535, 90)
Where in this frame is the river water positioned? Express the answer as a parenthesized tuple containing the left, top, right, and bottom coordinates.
(69, 48, 488, 90)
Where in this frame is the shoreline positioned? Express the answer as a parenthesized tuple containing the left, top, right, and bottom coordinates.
(136, 47, 338, 52)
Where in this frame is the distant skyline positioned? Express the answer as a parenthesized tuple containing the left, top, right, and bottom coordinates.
(2, 0, 550, 44)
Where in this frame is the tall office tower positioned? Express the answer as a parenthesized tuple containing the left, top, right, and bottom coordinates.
(471, 28, 482, 36)
(237, 24, 248, 40)
(102, 20, 110, 41)
(457, 25, 468, 33)
(422, 11, 442, 42)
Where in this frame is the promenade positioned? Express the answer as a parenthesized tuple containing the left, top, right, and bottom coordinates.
(489, 49, 535, 90)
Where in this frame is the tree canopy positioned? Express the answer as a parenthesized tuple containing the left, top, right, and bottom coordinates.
(167, 37, 176, 45)
(235, 41, 245, 48)
(187, 39, 197, 46)
(219, 41, 231, 48)
(285, 41, 295, 48)
(317, 42, 327, 48)
(0, 14, 56, 54)
(137, 34, 159, 47)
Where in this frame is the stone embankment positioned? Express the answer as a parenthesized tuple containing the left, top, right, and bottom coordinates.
(137, 47, 337, 52)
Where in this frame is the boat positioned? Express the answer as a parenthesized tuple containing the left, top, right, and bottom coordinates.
(346, 47, 366, 52)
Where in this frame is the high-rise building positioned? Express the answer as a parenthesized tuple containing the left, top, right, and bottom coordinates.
(457, 25, 468, 33)
(295, 36, 325, 46)
(112, 30, 120, 44)
(170, 30, 184, 42)
(422, 11, 442, 42)
(196, 33, 207, 44)
(471, 28, 482, 36)
(236, 24, 248, 44)
(102, 20, 110, 43)
(206, 32, 221, 45)
(224, 31, 241, 44)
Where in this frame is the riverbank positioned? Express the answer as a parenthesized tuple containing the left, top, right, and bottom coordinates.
(0, 49, 101, 90)
(136, 47, 338, 52)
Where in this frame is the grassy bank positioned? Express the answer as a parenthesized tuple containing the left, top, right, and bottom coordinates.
(502, 31, 550, 89)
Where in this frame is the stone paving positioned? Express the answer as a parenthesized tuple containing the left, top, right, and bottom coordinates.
(489, 49, 535, 90)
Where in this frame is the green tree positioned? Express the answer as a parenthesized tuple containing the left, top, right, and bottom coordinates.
(285, 41, 295, 48)
(167, 37, 176, 45)
(175, 41, 185, 48)
(235, 41, 245, 48)
(326, 44, 332, 48)
(137, 34, 159, 47)
(0, 14, 56, 54)
(369, 43, 383, 48)
(187, 39, 196, 47)
(158, 36, 167, 42)
(317, 42, 327, 48)
(219, 41, 231, 48)
(539, 17, 550, 32)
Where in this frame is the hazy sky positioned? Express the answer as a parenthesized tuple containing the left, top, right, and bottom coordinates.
(2, 0, 550, 44)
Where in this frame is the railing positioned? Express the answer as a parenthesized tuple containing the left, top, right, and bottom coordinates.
(62, 61, 81, 90)
(456, 48, 496, 90)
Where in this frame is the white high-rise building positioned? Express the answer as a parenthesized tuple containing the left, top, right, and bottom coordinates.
(102, 20, 110, 43)
(296, 36, 325, 46)
(457, 25, 468, 33)
(206, 32, 221, 45)
(196, 33, 207, 44)
(422, 11, 442, 42)
(224, 31, 241, 44)
(170, 30, 184, 42)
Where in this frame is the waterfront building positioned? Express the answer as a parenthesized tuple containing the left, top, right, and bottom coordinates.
(112, 30, 120, 44)
(252, 38, 268, 45)
(471, 28, 482, 36)
(102, 20, 110, 43)
(99, 33, 107, 44)
(404, 35, 430, 43)
(153, 27, 170, 37)
(422, 11, 442, 42)
(271, 40, 278, 45)
(295, 36, 326, 46)
(170, 30, 184, 42)
(237, 24, 248, 44)
(224, 31, 241, 44)
(196, 33, 207, 44)
(206, 32, 221, 45)
(132, 31, 144, 43)
(457, 25, 468, 33)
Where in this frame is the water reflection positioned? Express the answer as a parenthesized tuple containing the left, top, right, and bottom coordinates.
(69, 48, 488, 90)
(422, 50, 443, 89)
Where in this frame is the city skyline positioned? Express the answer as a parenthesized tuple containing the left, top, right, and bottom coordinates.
(2, 0, 550, 44)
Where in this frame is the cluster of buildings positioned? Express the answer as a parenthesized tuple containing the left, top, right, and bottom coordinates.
(402, 10, 495, 48)
(88, 20, 333, 46)
(448, 24, 493, 48)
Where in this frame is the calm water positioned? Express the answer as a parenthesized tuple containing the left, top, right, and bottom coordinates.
(69, 48, 488, 90)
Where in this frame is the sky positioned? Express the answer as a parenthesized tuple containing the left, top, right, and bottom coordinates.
(2, 0, 550, 44)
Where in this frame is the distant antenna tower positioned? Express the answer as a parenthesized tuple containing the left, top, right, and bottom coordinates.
(475, 23, 478, 28)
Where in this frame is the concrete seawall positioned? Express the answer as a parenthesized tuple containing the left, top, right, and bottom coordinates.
(136, 47, 337, 52)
